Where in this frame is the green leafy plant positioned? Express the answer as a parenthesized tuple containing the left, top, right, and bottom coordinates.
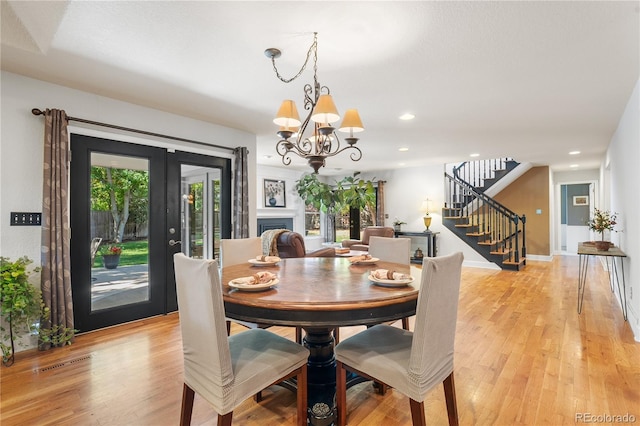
(1, 256, 42, 366)
(587, 208, 617, 240)
(295, 172, 376, 241)
(294, 172, 375, 214)
(0, 256, 76, 366)
(393, 218, 407, 226)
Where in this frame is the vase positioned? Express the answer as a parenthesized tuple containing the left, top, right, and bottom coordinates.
(268, 197, 277, 206)
(594, 240, 610, 251)
(394, 225, 401, 232)
(102, 254, 120, 269)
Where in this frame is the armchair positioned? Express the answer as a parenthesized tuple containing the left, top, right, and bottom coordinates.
(341, 226, 395, 251)
(275, 231, 336, 258)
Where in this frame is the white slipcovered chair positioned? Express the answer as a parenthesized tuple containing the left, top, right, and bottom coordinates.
(173, 253, 309, 426)
(368, 236, 412, 330)
(220, 237, 262, 268)
(219, 238, 268, 335)
(335, 252, 464, 426)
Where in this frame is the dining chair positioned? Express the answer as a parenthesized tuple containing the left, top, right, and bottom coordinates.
(220, 238, 269, 335)
(335, 252, 464, 426)
(173, 253, 309, 426)
(368, 236, 412, 330)
(220, 237, 262, 268)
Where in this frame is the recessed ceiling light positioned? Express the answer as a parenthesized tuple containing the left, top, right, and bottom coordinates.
(570, 164, 579, 168)
(569, 151, 581, 155)
(263, 155, 272, 159)
(399, 113, 415, 121)
(399, 163, 406, 166)
(398, 147, 409, 152)
(470, 153, 480, 157)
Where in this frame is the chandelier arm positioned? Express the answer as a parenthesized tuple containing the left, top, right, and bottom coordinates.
(270, 33, 318, 84)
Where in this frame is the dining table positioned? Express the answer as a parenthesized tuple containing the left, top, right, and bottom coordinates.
(221, 256, 422, 426)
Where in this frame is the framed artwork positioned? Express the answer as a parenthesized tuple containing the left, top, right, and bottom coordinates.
(264, 179, 286, 208)
(573, 195, 589, 206)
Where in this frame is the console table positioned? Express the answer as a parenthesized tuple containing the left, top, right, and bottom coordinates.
(577, 242, 627, 321)
(394, 231, 439, 263)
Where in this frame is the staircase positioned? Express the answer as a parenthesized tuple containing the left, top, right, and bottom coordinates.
(443, 159, 526, 271)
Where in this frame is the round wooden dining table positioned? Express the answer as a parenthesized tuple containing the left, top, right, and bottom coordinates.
(221, 256, 422, 426)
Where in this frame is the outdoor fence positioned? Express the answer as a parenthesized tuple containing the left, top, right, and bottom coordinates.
(91, 211, 148, 242)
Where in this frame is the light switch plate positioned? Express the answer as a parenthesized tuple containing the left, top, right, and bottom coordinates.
(10, 212, 42, 226)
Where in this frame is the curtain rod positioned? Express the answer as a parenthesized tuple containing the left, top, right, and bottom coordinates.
(31, 108, 237, 153)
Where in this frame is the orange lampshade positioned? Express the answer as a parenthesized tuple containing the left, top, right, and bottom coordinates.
(338, 109, 364, 133)
(311, 94, 340, 124)
(273, 100, 301, 128)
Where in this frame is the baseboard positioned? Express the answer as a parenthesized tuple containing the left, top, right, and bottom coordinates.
(526, 254, 553, 262)
(462, 260, 501, 270)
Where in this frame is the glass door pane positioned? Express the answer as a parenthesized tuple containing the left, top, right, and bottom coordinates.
(90, 153, 150, 311)
(180, 166, 221, 260)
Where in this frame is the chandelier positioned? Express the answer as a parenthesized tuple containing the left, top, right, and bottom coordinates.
(265, 33, 364, 174)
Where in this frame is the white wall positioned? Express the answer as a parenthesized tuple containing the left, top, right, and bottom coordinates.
(606, 77, 639, 340)
(357, 167, 498, 269)
(256, 164, 306, 231)
(0, 71, 257, 264)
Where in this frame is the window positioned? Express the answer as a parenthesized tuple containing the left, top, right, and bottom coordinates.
(305, 204, 320, 236)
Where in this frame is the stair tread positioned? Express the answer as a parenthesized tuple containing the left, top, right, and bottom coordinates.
(490, 249, 512, 255)
(503, 257, 526, 265)
(467, 232, 488, 237)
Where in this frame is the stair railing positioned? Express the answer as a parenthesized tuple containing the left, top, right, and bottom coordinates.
(445, 172, 526, 264)
(451, 158, 514, 192)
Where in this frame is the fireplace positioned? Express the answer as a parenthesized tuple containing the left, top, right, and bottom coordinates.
(257, 218, 293, 235)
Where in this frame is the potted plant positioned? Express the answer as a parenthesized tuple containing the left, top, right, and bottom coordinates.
(587, 208, 617, 251)
(0, 256, 42, 366)
(101, 245, 123, 269)
(393, 218, 406, 232)
(295, 172, 376, 242)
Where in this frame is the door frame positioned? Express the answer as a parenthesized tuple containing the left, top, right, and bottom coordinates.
(70, 134, 167, 331)
(165, 150, 232, 312)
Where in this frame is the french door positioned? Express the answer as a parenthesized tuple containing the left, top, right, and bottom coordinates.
(70, 134, 231, 331)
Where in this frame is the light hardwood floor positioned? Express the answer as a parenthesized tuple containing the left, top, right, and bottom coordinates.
(1, 256, 638, 425)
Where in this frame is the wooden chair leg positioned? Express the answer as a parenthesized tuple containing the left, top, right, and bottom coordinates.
(333, 327, 340, 344)
(409, 399, 426, 426)
(402, 317, 410, 330)
(217, 412, 233, 426)
(180, 383, 195, 426)
(253, 391, 263, 403)
(373, 381, 389, 395)
(296, 365, 308, 426)
(336, 361, 347, 426)
(226, 320, 231, 336)
(296, 326, 303, 344)
(443, 372, 459, 426)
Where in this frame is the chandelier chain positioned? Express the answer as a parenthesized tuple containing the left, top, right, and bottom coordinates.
(271, 33, 318, 84)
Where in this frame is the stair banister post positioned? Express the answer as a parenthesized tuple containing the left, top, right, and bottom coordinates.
(513, 214, 520, 263)
(521, 215, 527, 261)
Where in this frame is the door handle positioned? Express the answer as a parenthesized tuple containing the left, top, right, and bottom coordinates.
(169, 239, 182, 246)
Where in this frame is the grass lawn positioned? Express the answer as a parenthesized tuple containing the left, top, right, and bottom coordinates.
(96, 240, 148, 268)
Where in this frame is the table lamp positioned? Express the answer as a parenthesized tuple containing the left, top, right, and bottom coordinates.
(421, 199, 432, 231)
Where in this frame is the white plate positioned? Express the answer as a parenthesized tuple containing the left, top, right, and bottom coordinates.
(228, 278, 279, 292)
(350, 257, 380, 265)
(368, 274, 414, 287)
(248, 258, 280, 266)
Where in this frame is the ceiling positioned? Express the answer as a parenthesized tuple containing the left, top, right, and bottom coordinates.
(2, 1, 639, 175)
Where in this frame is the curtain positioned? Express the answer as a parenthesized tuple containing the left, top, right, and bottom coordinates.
(233, 147, 249, 238)
(40, 109, 73, 349)
(376, 180, 386, 226)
